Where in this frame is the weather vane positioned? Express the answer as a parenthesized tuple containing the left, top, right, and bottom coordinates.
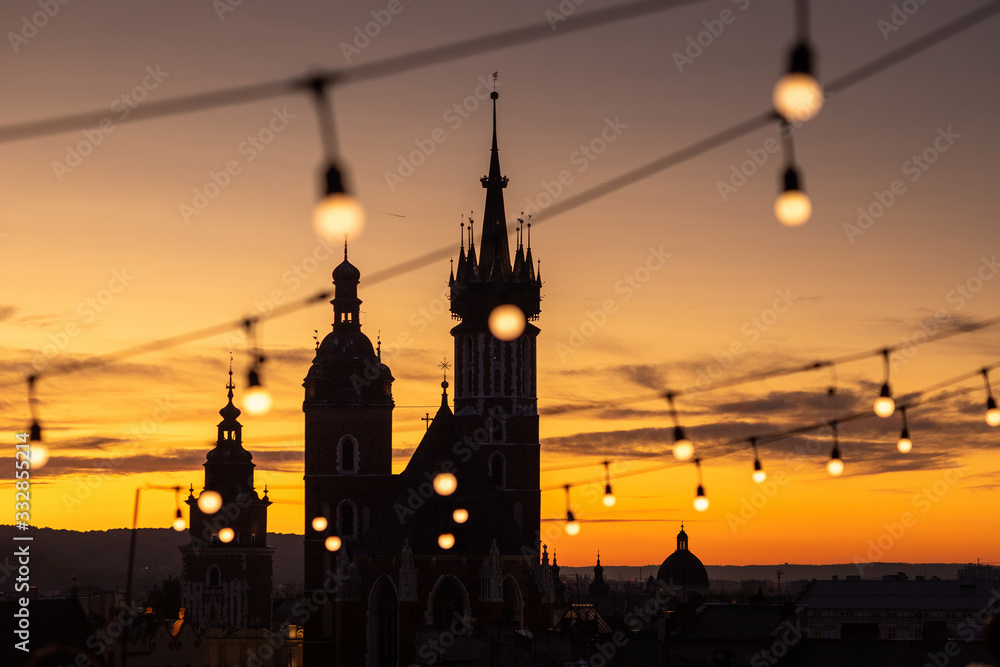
(438, 357, 451, 381)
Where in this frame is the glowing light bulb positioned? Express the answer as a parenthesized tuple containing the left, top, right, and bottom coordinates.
(488, 304, 526, 341)
(438, 533, 455, 549)
(773, 73, 823, 123)
(433, 472, 457, 496)
(172, 509, 185, 532)
(314, 193, 365, 241)
(827, 448, 844, 477)
(311, 516, 328, 532)
(987, 397, 1000, 427)
(28, 443, 49, 469)
(197, 490, 223, 514)
(694, 485, 709, 512)
(452, 508, 469, 524)
(564, 520, 581, 536)
(774, 189, 812, 227)
(218, 527, 235, 543)
(602, 484, 616, 508)
(673, 440, 694, 462)
(243, 385, 272, 416)
(897, 435, 912, 454)
(325, 535, 342, 552)
(752, 460, 767, 484)
(874, 384, 895, 418)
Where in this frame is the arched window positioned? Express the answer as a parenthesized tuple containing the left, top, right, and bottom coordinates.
(431, 576, 468, 628)
(489, 452, 506, 488)
(338, 435, 358, 473)
(502, 576, 524, 627)
(338, 500, 357, 538)
(367, 577, 398, 667)
(206, 565, 221, 588)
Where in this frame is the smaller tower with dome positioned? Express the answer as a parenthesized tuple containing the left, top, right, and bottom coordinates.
(656, 523, 710, 601)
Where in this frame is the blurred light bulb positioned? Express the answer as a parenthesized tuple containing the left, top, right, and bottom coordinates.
(172, 509, 185, 532)
(243, 385, 272, 416)
(827, 448, 844, 476)
(602, 484, 616, 508)
(324, 535, 342, 552)
(452, 508, 469, 524)
(874, 384, 895, 418)
(311, 516, 328, 532)
(28, 443, 49, 469)
(438, 533, 455, 549)
(314, 193, 365, 241)
(564, 520, 581, 536)
(218, 527, 235, 543)
(987, 396, 999, 427)
(197, 490, 223, 514)
(774, 189, 812, 227)
(753, 460, 767, 484)
(433, 472, 457, 496)
(897, 435, 912, 454)
(673, 440, 694, 462)
(694, 485, 709, 512)
(488, 304, 526, 341)
(773, 73, 823, 123)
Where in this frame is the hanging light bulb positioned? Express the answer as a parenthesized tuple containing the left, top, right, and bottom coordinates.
(602, 460, 616, 507)
(311, 516, 328, 532)
(874, 349, 895, 418)
(773, 43, 823, 123)
(753, 459, 767, 484)
(693, 485, 709, 512)
(452, 508, 469, 524)
(28, 442, 49, 469)
(172, 508, 185, 532)
(325, 535, 342, 552)
(438, 533, 456, 549)
(564, 510, 581, 536)
(197, 490, 223, 514)
(313, 164, 365, 242)
(897, 407, 912, 453)
(433, 472, 457, 496)
(488, 304, 526, 341)
(29, 420, 41, 442)
(874, 384, 895, 418)
(827, 446, 844, 476)
(774, 166, 811, 226)
(244, 363, 272, 416)
(218, 527, 235, 543)
(987, 396, 1000, 427)
(672, 426, 694, 461)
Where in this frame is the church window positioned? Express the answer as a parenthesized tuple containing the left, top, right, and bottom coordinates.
(338, 435, 359, 474)
(489, 452, 506, 488)
(206, 565, 221, 588)
(338, 500, 357, 538)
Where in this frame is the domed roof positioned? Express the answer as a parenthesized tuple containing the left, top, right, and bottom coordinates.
(656, 549, 709, 589)
(656, 523, 710, 589)
(332, 256, 361, 284)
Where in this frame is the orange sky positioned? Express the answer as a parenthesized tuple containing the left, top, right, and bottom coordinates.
(1, 0, 999, 568)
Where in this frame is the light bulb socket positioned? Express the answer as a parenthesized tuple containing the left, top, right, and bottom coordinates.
(789, 42, 813, 75)
(754, 459, 763, 472)
(29, 421, 42, 442)
(673, 425, 687, 442)
(988, 396, 997, 411)
(248, 368, 262, 388)
(696, 484, 706, 498)
(830, 445, 842, 461)
(604, 483, 613, 496)
(324, 164, 347, 197)
(782, 166, 802, 192)
(175, 508, 183, 520)
(900, 426, 910, 440)
(879, 383, 892, 399)
(566, 509, 576, 522)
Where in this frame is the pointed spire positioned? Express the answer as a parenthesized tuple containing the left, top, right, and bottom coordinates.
(466, 218, 479, 280)
(478, 77, 511, 281)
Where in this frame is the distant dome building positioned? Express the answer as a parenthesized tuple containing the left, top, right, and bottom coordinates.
(657, 524, 710, 600)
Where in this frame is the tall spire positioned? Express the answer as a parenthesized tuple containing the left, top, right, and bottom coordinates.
(477, 73, 511, 281)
